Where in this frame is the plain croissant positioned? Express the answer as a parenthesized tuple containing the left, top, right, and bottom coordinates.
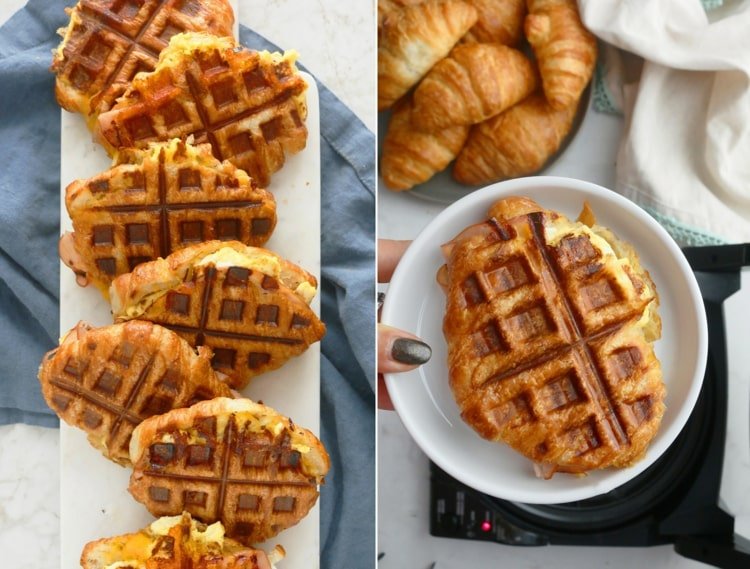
(381, 97, 469, 191)
(453, 94, 577, 185)
(525, 0, 597, 110)
(378, 0, 478, 110)
(463, 0, 526, 45)
(412, 43, 537, 131)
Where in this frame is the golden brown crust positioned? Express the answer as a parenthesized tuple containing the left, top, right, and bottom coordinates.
(64, 139, 277, 296)
(441, 198, 665, 476)
(412, 43, 537, 131)
(51, 0, 235, 123)
(80, 512, 277, 569)
(381, 97, 469, 191)
(96, 33, 307, 187)
(463, 0, 527, 45)
(453, 94, 577, 185)
(378, 0, 478, 110)
(129, 397, 329, 544)
(109, 241, 325, 389)
(525, 0, 597, 110)
(488, 195, 544, 220)
(38, 320, 230, 465)
(378, 0, 423, 29)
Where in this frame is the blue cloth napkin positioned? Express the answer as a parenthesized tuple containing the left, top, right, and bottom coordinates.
(0, 1, 375, 565)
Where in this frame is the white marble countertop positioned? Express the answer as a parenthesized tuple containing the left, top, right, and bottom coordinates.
(0, 1, 374, 568)
(377, 104, 709, 568)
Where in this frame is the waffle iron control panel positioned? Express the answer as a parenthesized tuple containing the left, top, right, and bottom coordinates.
(430, 466, 545, 546)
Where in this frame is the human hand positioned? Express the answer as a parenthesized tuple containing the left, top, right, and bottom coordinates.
(377, 239, 432, 410)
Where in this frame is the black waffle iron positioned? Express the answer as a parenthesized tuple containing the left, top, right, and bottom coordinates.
(429, 244, 750, 569)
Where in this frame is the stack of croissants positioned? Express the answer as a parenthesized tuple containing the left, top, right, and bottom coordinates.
(378, 0, 597, 191)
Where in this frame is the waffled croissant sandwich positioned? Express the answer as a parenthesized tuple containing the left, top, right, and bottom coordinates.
(38, 320, 230, 465)
(60, 138, 277, 295)
(52, 0, 234, 127)
(80, 512, 285, 569)
(96, 32, 308, 187)
(109, 240, 326, 389)
(439, 197, 665, 478)
(129, 397, 330, 544)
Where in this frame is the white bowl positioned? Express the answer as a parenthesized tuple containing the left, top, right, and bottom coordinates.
(382, 176, 707, 504)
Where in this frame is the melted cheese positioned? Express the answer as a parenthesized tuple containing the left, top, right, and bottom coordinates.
(295, 281, 316, 304)
(99, 515, 274, 568)
(268, 544, 286, 566)
(100, 533, 151, 568)
(121, 294, 163, 319)
(197, 247, 281, 276)
(544, 213, 658, 338)
(150, 515, 226, 551)
(154, 32, 298, 84)
(105, 562, 146, 569)
(192, 521, 225, 547)
(149, 515, 183, 536)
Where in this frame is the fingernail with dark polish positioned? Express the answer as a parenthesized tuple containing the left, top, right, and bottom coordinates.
(391, 338, 432, 365)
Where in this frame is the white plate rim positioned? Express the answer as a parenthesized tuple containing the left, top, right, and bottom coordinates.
(382, 175, 708, 504)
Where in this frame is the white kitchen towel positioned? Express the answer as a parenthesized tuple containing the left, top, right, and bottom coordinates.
(579, 0, 750, 245)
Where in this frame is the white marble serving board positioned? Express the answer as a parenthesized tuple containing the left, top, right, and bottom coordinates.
(57, 10, 322, 566)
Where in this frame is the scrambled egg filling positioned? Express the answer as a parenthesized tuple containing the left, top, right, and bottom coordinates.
(197, 247, 280, 275)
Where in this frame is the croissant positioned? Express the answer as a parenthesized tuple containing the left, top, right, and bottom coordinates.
(378, 0, 478, 110)
(525, 0, 597, 110)
(463, 0, 526, 45)
(453, 94, 576, 185)
(412, 43, 537, 131)
(381, 97, 469, 191)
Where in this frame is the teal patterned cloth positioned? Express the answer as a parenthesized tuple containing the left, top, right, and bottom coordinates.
(641, 206, 726, 247)
(592, 55, 623, 116)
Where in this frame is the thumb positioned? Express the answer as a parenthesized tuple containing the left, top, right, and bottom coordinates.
(377, 324, 432, 374)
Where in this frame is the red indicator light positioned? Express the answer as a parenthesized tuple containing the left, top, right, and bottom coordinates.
(481, 520, 492, 532)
